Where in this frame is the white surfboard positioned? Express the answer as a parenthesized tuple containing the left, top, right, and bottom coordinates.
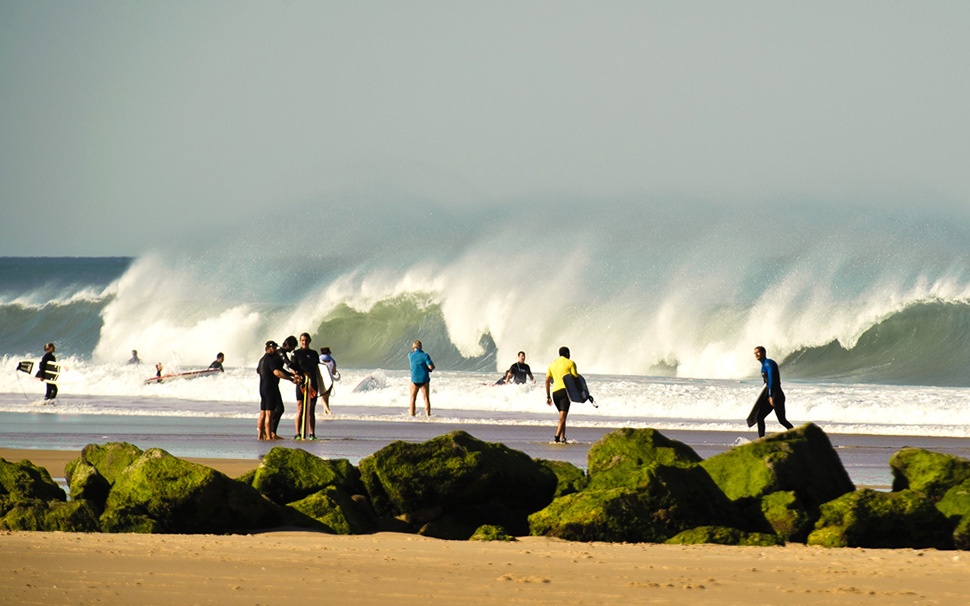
(16, 360, 85, 384)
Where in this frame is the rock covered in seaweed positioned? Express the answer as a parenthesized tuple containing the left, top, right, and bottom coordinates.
(587, 427, 702, 489)
(890, 448, 970, 499)
(665, 526, 784, 546)
(0, 457, 66, 502)
(252, 447, 365, 505)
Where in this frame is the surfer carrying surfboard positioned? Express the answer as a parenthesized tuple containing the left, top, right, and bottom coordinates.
(753, 346, 794, 437)
(36, 342, 58, 401)
(293, 333, 324, 439)
(545, 346, 579, 444)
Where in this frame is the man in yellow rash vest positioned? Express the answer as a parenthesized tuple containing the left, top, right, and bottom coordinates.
(545, 346, 579, 444)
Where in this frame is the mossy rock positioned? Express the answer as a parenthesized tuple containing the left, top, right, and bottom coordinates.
(358, 430, 557, 526)
(252, 447, 365, 505)
(536, 458, 588, 497)
(0, 457, 66, 502)
(418, 514, 478, 540)
(953, 515, 970, 550)
(807, 489, 953, 549)
(937, 479, 970, 520)
(700, 423, 854, 508)
(470, 524, 516, 541)
(0, 498, 100, 532)
(890, 448, 970, 499)
(759, 490, 814, 543)
(66, 460, 110, 514)
(665, 526, 784, 546)
(587, 428, 702, 489)
(236, 469, 257, 486)
(287, 485, 375, 534)
(100, 507, 164, 534)
(530, 463, 739, 543)
(73, 442, 144, 486)
(103, 448, 288, 534)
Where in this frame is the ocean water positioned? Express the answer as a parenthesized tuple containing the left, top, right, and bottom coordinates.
(2, 202, 970, 449)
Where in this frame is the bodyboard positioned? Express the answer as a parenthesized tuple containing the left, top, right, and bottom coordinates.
(563, 374, 592, 403)
(144, 368, 221, 385)
(747, 385, 769, 427)
(17, 359, 83, 384)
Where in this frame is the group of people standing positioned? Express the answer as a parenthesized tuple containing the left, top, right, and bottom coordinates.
(256, 333, 338, 441)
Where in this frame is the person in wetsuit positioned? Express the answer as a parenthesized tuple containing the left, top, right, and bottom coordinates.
(208, 353, 225, 372)
(36, 342, 58, 401)
(503, 351, 535, 385)
(754, 346, 795, 438)
(292, 332, 322, 439)
(270, 335, 298, 437)
(257, 341, 298, 440)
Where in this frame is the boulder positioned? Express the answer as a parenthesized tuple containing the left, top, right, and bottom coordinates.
(529, 463, 739, 543)
(359, 430, 557, 534)
(101, 448, 290, 534)
(758, 490, 814, 543)
(953, 515, 970, 550)
(890, 448, 970, 499)
(252, 447, 365, 505)
(470, 524, 516, 541)
(287, 485, 376, 534)
(0, 498, 100, 532)
(65, 459, 110, 514)
(936, 479, 970, 520)
(700, 423, 854, 508)
(0, 457, 66, 502)
(587, 428, 702, 489)
(71, 442, 144, 486)
(535, 458, 588, 497)
(807, 489, 953, 549)
(665, 526, 783, 547)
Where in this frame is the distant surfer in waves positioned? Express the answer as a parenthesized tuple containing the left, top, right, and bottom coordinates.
(545, 346, 579, 444)
(128, 350, 141, 365)
(37, 342, 58, 401)
(208, 352, 225, 372)
(753, 346, 794, 438)
(499, 351, 535, 385)
(408, 340, 435, 416)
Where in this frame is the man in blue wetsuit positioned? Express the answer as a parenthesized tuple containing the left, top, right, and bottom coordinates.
(754, 346, 794, 438)
(408, 340, 435, 416)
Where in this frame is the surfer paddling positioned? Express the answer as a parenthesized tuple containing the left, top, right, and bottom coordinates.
(753, 346, 794, 438)
(545, 346, 579, 444)
(408, 340, 435, 416)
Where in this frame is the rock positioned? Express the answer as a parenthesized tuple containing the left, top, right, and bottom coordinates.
(418, 514, 478, 540)
(890, 448, 970, 499)
(807, 489, 953, 549)
(535, 458, 588, 497)
(470, 524, 516, 541)
(72, 442, 144, 486)
(937, 479, 970, 520)
(953, 515, 970, 550)
(758, 490, 814, 543)
(700, 423, 854, 508)
(0, 498, 100, 532)
(0, 457, 66, 502)
(102, 448, 289, 534)
(252, 447, 365, 505)
(65, 459, 110, 514)
(287, 485, 375, 534)
(359, 430, 557, 534)
(587, 428, 702, 489)
(529, 463, 739, 543)
(665, 526, 784, 546)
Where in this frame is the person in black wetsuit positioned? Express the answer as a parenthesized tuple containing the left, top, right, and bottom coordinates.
(270, 335, 298, 437)
(209, 352, 225, 372)
(257, 340, 298, 440)
(36, 342, 58, 401)
(754, 346, 795, 438)
(502, 351, 535, 385)
(292, 332, 322, 439)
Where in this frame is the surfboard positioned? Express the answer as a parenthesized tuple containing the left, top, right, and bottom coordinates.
(747, 385, 769, 427)
(16, 360, 84, 384)
(353, 375, 383, 392)
(320, 365, 334, 393)
(562, 374, 596, 407)
(144, 368, 221, 385)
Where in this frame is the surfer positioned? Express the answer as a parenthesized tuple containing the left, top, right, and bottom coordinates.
(270, 335, 298, 437)
(155, 363, 163, 378)
(408, 340, 435, 416)
(318, 347, 336, 415)
(128, 350, 141, 365)
(293, 333, 323, 439)
(753, 346, 794, 438)
(257, 340, 298, 440)
(36, 342, 58, 401)
(208, 353, 225, 372)
(502, 351, 535, 385)
(545, 346, 579, 444)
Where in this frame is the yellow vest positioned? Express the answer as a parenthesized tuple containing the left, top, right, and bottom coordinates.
(546, 356, 578, 392)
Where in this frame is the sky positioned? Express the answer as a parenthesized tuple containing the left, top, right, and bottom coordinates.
(1, 1, 969, 257)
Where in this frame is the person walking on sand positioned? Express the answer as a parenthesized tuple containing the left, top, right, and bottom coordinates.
(408, 340, 435, 416)
(257, 341, 298, 440)
(36, 342, 58, 401)
(545, 346, 579, 444)
(753, 346, 794, 438)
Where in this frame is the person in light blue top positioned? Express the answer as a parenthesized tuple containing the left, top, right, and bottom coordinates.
(408, 340, 435, 416)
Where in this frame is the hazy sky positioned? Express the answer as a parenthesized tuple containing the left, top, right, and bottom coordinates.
(2, 1, 969, 256)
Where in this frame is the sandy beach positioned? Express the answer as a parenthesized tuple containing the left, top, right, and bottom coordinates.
(2, 448, 969, 605)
